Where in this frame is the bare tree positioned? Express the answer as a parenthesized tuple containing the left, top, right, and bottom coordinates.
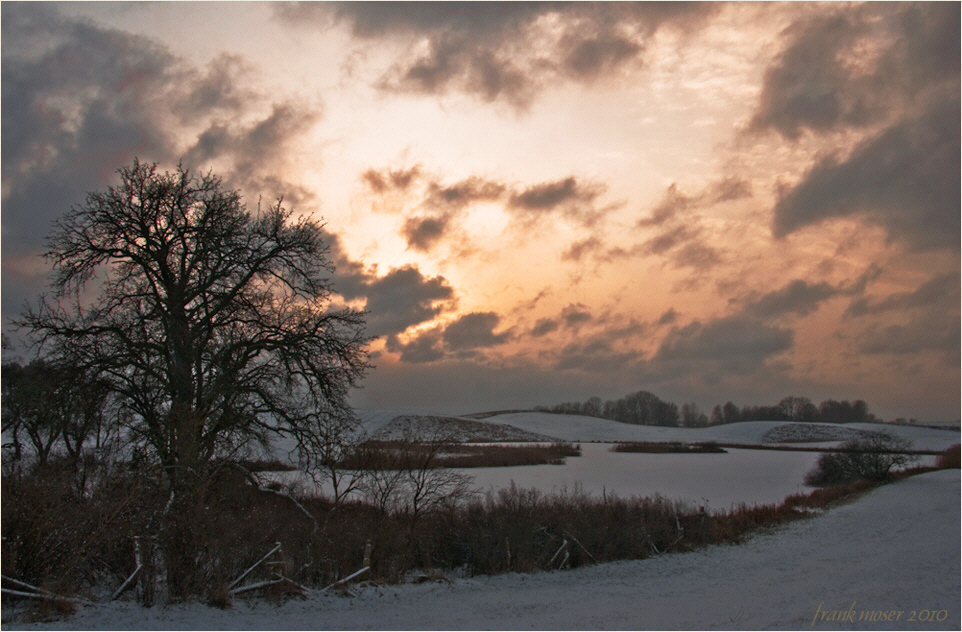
(18, 160, 372, 599)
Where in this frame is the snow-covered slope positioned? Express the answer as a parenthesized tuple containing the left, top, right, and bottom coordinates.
(473, 411, 961, 450)
(8, 470, 958, 630)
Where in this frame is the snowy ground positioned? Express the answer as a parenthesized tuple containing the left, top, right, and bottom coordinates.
(5, 469, 958, 630)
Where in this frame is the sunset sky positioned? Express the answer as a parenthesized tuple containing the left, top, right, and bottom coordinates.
(2, 2, 959, 421)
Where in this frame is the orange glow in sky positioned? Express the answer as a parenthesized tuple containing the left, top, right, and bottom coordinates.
(3, 2, 959, 420)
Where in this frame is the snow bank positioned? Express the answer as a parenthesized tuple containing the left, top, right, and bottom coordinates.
(6, 470, 958, 630)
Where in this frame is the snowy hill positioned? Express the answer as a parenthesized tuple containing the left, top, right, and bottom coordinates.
(360, 409, 961, 451)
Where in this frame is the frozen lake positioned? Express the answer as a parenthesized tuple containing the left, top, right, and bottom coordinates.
(465, 443, 823, 510)
(280, 444, 853, 510)
(273, 414, 957, 510)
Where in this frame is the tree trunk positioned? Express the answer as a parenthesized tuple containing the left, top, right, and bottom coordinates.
(162, 403, 206, 601)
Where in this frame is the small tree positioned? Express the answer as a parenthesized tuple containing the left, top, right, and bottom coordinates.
(804, 432, 917, 487)
(18, 160, 372, 599)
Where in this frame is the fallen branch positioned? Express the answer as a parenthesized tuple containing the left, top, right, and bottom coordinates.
(562, 530, 597, 563)
(110, 565, 142, 601)
(320, 566, 369, 592)
(1, 576, 93, 605)
(229, 542, 282, 590)
(547, 540, 568, 567)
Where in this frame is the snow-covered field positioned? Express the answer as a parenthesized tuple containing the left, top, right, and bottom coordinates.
(6, 469, 958, 630)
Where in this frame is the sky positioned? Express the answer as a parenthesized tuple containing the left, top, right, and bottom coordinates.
(2, 1, 959, 421)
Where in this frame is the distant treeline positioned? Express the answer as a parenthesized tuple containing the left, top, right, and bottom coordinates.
(535, 391, 879, 428)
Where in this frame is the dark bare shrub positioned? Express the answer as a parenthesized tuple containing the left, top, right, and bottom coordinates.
(804, 432, 916, 486)
(936, 444, 960, 469)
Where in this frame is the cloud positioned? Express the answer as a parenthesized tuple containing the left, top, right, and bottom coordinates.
(401, 215, 451, 252)
(856, 311, 960, 364)
(555, 338, 641, 373)
(745, 279, 839, 319)
(655, 315, 793, 375)
(561, 303, 592, 330)
(184, 102, 322, 202)
(750, 3, 960, 138)
(562, 237, 603, 262)
(772, 96, 960, 251)
(846, 273, 960, 317)
(443, 311, 512, 352)
(1, 2, 323, 332)
(385, 328, 445, 364)
(623, 181, 728, 271)
(361, 164, 614, 252)
(530, 317, 559, 337)
(510, 177, 598, 211)
(427, 176, 505, 209)
(563, 32, 641, 80)
(332, 260, 457, 338)
(277, 1, 718, 109)
(748, 4, 959, 252)
(657, 309, 679, 326)
(362, 165, 422, 194)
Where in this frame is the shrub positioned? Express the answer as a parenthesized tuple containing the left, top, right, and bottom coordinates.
(804, 432, 916, 486)
(936, 444, 960, 469)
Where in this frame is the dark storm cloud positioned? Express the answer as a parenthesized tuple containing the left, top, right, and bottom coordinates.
(382, 309, 515, 364)
(773, 96, 960, 251)
(2, 4, 178, 256)
(708, 177, 753, 204)
(857, 311, 960, 364)
(1, 2, 324, 331)
(530, 317, 560, 338)
(846, 273, 960, 318)
(657, 309, 679, 326)
(442, 311, 511, 351)
(751, 3, 960, 138)
(745, 280, 839, 319)
(184, 102, 322, 203)
(563, 32, 641, 80)
(846, 270, 960, 367)
(401, 215, 451, 252)
(555, 338, 640, 373)
(277, 1, 717, 108)
(654, 315, 793, 375)
(749, 3, 960, 252)
(313, 229, 460, 340)
(385, 329, 445, 364)
(337, 263, 457, 338)
(176, 54, 258, 121)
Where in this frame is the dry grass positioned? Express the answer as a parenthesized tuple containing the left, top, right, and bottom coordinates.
(339, 441, 581, 470)
(936, 444, 961, 469)
(610, 441, 726, 454)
